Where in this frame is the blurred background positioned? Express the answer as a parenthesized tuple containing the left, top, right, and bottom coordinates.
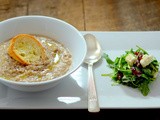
(0, 0, 160, 31)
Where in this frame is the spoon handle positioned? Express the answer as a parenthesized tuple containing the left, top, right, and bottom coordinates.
(88, 64, 100, 112)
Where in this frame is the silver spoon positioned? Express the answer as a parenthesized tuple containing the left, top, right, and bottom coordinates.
(84, 33, 101, 112)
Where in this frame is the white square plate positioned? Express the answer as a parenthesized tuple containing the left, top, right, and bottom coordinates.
(0, 31, 160, 109)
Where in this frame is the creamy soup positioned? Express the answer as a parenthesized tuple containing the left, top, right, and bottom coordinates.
(0, 35, 72, 82)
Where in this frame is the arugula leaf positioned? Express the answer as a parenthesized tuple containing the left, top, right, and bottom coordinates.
(103, 53, 114, 68)
(138, 81, 150, 96)
(136, 45, 148, 54)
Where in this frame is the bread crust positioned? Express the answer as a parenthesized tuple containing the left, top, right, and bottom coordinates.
(8, 34, 46, 65)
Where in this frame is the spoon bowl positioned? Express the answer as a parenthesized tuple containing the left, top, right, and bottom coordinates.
(84, 34, 102, 64)
(84, 33, 102, 112)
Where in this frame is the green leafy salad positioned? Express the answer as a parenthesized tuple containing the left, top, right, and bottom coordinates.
(102, 46, 159, 96)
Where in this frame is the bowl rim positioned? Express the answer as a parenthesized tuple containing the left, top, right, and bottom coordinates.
(0, 15, 87, 86)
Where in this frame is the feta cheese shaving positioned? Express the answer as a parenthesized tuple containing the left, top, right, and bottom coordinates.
(125, 53, 136, 66)
(140, 55, 154, 67)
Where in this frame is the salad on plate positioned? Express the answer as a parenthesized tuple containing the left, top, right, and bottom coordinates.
(102, 46, 159, 96)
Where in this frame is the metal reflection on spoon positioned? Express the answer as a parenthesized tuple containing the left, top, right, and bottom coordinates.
(84, 33, 102, 112)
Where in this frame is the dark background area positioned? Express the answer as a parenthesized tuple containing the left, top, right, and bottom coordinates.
(1, 109, 160, 120)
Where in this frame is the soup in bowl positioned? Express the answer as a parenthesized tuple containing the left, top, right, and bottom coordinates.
(0, 16, 87, 92)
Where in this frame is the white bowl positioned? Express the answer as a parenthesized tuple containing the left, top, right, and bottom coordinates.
(0, 16, 87, 92)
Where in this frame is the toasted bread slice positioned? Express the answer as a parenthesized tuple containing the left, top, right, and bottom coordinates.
(8, 42, 25, 64)
(8, 34, 46, 65)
